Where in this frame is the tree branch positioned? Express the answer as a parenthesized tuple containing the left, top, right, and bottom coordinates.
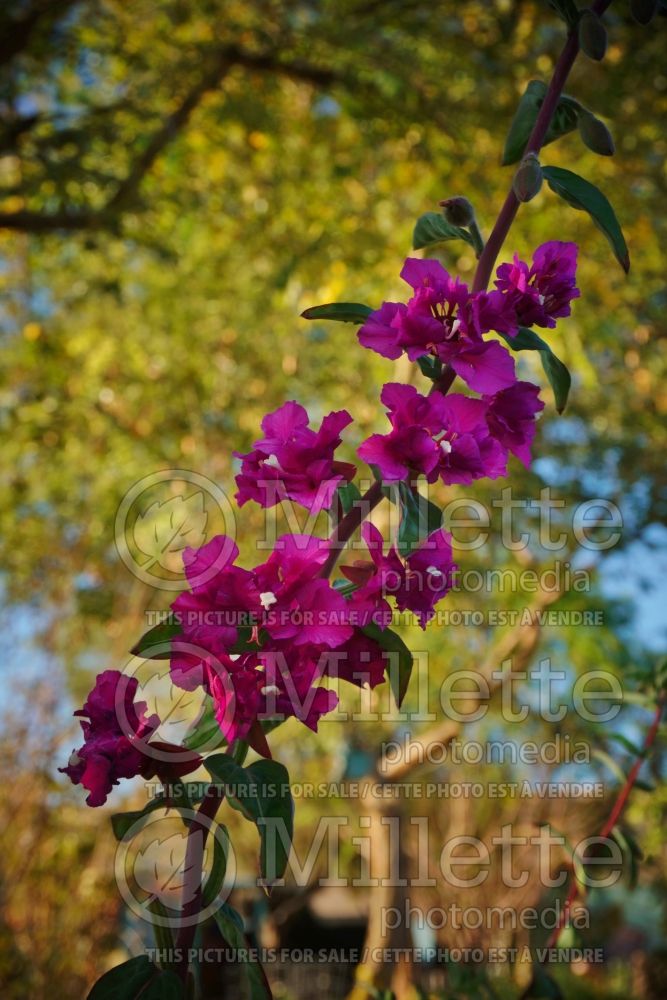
(0, 45, 345, 233)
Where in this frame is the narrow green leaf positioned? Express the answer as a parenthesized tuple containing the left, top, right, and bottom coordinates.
(130, 620, 181, 659)
(336, 481, 362, 517)
(502, 81, 580, 166)
(212, 905, 271, 1000)
(202, 824, 230, 907)
(633, 777, 656, 792)
(542, 165, 630, 272)
(396, 482, 442, 555)
(417, 355, 443, 381)
(501, 327, 571, 413)
(607, 732, 644, 758)
(592, 748, 627, 785)
(610, 825, 642, 889)
(361, 622, 413, 708)
(547, 0, 580, 27)
(540, 350, 572, 415)
(111, 782, 206, 839)
(245, 759, 294, 884)
(412, 212, 473, 250)
(300, 302, 373, 324)
(182, 695, 226, 752)
(87, 957, 162, 1000)
(147, 900, 175, 961)
(205, 755, 294, 885)
(111, 799, 172, 840)
(141, 970, 185, 999)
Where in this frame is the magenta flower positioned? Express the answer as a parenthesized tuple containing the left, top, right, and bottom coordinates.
(168, 532, 368, 755)
(430, 391, 508, 484)
(394, 528, 457, 627)
(255, 534, 354, 648)
(484, 381, 544, 467)
(342, 522, 405, 627)
(344, 523, 456, 629)
(60, 671, 159, 807)
(494, 241, 579, 329)
(171, 536, 260, 667)
(358, 383, 507, 485)
(358, 258, 517, 393)
(234, 401, 356, 513)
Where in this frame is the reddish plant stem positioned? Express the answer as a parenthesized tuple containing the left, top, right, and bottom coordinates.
(471, 0, 613, 295)
(547, 692, 665, 948)
(174, 785, 225, 983)
(319, 478, 384, 579)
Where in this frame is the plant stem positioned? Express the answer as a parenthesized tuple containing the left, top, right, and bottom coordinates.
(320, 478, 384, 579)
(174, 784, 225, 984)
(471, 0, 613, 295)
(546, 691, 665, 948)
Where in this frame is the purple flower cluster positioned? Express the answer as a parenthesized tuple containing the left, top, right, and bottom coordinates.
(235, 401, 356, 513)
(62, 240, 577, 804)
(358, 243, 578, 388)
(358, 381, 543, 484)
(59, 671, 201, 806)
(342, 522, 456, 629)
(168, 526, 454, 754)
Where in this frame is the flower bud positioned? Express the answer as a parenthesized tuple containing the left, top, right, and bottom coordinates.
(512, 153, 543, 203)
(578, 110, 615, 156)
(578, 9, 608, 61)
(439, 196, 476, 228)
(630, 0, 658, 24)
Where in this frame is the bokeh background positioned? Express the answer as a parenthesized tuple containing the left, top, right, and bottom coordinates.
(0, 1, 666, 998)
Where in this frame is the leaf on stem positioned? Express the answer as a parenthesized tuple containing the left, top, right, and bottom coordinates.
(301, 302, 373, 324)
(361, 621, 413, 708)
(500, 328, 571, 414)
(205, 755, 294, 886)
(502, 81, 580, 166)
(412, 212, 474, 251)
(542, 165, 630, 272)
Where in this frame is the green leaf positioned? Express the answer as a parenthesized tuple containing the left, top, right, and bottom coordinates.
(300, 302, 373, 324)
(111, 799, 172, 840)
(361, 622, 413, 708)
(130, 620, 181, 659)
(412, 212, 473, 251)
(633, 777, 656, 792)
(147, 900, 175, 960)
(592, 748, 627, 785)
(396, 482, 442, 555)
(501, 327, 571, 413)
(417, 355, 443, 381)
(542, 165, 630, 272)
(212, 905, 271, 999)
(246, 760, 295, 884)
(610, 825, 643, 889)
(87, 957, 182, 1000)
(546, 0, 580, 28)
(205, 755, 294, 885)
(111, 782, 206, 839)
(540, 350, 572, 415)
(182, 695, 226, 752)
(502, 81, 580, 166)
(202, 823, 230, 907)
(607, 732, 644, 758)
(336, 481, 362, 517)
(141, 971, 185, 999)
